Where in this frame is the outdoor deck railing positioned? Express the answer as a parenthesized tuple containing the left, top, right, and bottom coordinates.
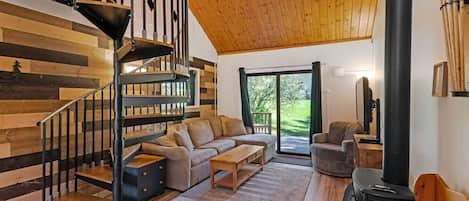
(252, 112, 272, 134)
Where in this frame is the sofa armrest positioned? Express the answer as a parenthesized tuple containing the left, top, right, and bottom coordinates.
(341, 139, 355, 153)
(141, 143, 191, 191)
(141, 143, 190, 161)
(312, 133, 328, 144)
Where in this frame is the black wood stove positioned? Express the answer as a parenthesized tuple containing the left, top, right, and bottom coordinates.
(344, 0, 415, 200)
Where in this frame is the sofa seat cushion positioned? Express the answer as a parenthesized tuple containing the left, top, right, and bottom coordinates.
(190, 148, 217, 166)
(229, 134, 276, 148)
(198, 139, 236, 153)
(311, 143, 346, 161)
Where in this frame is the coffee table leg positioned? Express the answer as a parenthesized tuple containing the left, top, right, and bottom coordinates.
(210, 167, 215, 189)
(260, 152, 264, 171)
(232, 165, 237, 192)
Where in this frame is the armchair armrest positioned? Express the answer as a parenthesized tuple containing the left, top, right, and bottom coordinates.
(312, 133, 328, 144)
(341, 139, 355, 153)
(141, 143, 190, 160)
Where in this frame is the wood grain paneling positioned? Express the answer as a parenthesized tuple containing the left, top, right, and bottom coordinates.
(0, 42, 88, 66)
(190, 0, 378, 54)
(0, 2, 114, 199)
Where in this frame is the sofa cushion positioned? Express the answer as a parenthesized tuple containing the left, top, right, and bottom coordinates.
(190, 148, 217, 166)
(229, 134, 276, 148)
(220, 116, 248, 137)
(206, 116, 223, 138)
(174, 130, 194, 152)
(186, 120, 215, 147)
(328, 122, 349, 145)
(198, 139, 236, 153)
(153, 135, 178, 147)
(163, 123, 188, 146)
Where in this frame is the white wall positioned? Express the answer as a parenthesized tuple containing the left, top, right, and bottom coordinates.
(372, 0, 469, 195)
(2, 0, 218, 62)
(217, 40, 374, 131)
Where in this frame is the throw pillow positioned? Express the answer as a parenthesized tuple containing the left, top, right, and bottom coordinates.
(166, 123, 188, 143)
(186, 120, 215, 147)
(206, 116, 223, 138)
(174, 129, 194, 151)
(220, 116, 248, 137)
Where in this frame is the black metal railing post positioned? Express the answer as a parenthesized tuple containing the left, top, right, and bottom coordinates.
(112, 39, 124, 201)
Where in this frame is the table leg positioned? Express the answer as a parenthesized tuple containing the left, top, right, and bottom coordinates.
(260, 152, 264, 171)
(210, 166, 215, 189)
(232, 165, 238, 192)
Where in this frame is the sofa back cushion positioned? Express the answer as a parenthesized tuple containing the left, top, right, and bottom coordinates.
(328, 122, 349, 145)
(206, 116, 223, 138)
(186, 120, 215, 147)
(174, 129, 194, 151)
(220, 116, 248, 137)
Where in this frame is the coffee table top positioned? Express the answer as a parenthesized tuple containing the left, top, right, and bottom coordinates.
(211, 144, 263, 164)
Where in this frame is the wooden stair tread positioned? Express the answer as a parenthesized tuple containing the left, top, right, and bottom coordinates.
(123, 126, 166, 147)
(54, 192, 110, 201)
(76, 166, 113, 184)
(118, 37, 174, 63)
(75, 0, 130, 40)
(126, 154, 165, 169)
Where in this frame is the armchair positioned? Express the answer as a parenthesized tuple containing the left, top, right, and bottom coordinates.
(310, 121, 363, 177)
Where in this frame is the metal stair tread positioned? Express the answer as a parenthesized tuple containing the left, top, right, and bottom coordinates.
(120, 70, 189, 84)
(118, 37, 174, 63)
(53, 192, 110, 201)
(122, 95, 190, 106)
(124, 113, 184, 127)
(75, 0, 131, 40)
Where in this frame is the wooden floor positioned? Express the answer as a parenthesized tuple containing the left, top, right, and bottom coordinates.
(79, 165, 351, 201)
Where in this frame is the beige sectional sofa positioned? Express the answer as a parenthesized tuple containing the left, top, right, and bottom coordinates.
(141, 116, 276, 191)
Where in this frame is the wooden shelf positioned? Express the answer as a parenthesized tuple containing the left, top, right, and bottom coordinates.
(215, 164, 262, 188)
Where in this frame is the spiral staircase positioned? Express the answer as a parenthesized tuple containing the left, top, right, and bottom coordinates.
(38, 0, 190, 200)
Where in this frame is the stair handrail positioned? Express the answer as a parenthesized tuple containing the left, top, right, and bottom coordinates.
(37, 63, 147, 126)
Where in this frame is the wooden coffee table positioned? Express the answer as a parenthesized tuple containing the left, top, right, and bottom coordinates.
(209, 144, 264, 192)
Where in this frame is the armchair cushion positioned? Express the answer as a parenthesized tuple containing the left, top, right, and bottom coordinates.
(328, 122, 349, 145)
(190, 149, 217, 166)
(312, 133, 329, 144)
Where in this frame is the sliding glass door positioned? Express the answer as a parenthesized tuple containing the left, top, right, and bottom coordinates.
(278, 73, 311, 155)
(248, 70, 312, 156)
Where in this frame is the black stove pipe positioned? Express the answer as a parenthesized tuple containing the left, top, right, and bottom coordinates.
(383, 0, 412, 186)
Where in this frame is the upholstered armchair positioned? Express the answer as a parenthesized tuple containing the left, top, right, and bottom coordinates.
(310, 121, 363, 177)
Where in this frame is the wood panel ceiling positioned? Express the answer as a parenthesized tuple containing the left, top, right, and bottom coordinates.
(190, 0, 378, 55)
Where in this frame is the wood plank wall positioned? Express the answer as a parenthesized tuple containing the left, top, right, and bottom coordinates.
(0, 2, 218, 200)
(185, 57, 218, 119)
(0, 1, 113, 200)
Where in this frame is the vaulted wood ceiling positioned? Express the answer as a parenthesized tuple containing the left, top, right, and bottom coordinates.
(190, 0, 378, 55)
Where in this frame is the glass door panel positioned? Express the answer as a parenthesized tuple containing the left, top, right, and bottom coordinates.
(248, 75, 277, 136)
(279, 73, 311, 155)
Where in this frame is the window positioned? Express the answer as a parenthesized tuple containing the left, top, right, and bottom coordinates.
(187, 68, 200, 107)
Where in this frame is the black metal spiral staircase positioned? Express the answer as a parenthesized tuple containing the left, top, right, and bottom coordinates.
(38, 0, 190, 200)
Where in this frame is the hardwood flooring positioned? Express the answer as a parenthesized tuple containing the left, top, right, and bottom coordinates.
(305, 172, 351, 201)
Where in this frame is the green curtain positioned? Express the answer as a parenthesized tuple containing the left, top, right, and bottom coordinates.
(310, 62, 323, 138)
(239, 67, 254, 128)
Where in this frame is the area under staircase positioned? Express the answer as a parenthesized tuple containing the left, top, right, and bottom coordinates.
(39, 0, 190, 200)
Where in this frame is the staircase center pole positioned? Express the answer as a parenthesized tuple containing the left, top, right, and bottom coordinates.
(112, 39, 124, 201)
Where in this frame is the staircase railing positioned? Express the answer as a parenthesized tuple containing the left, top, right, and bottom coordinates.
(41, 0, 189, 200)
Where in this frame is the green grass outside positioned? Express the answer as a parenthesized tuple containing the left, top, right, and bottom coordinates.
(255, 100, 311, 137)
